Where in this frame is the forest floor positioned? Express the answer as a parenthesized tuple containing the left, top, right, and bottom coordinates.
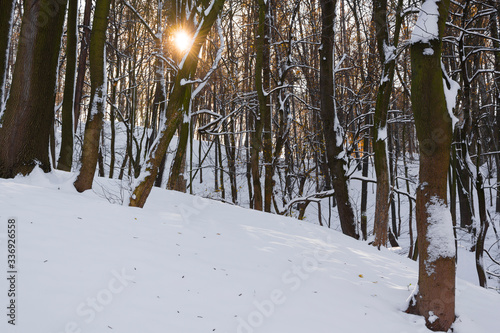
(0, 167, 499, 333)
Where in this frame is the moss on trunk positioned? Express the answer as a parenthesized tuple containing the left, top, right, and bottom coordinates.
(406, 1, 455, 330)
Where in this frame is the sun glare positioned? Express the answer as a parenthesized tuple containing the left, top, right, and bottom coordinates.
(174, 30, 191, 52)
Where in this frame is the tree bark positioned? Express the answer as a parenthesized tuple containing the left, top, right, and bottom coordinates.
(406, 1, 455, 331)
(57, 0, 79, 171)
(0, 0, 15, 116)
(74, 0, 112, 192)
(475, 144, 489, 288)
(455, 0, 474, 229)
(319, 0, 358, 239)
(258, 0, 273, 212)
(372, 0, 403, 248)
(250, 0, 269, 211)
(0, 0, 68, 178)
(73, 0, 93, 133)
(488, 3, 500, 212)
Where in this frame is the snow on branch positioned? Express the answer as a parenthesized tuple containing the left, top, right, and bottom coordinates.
(441, 62, 459, 130)
(410, 0, 440, 44)
(191, 18, 225, 99)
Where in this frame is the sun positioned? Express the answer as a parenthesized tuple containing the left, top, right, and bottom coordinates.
(173, 30, 191, 52)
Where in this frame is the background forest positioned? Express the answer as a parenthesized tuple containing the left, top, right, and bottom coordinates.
(1, 0, 500, 331)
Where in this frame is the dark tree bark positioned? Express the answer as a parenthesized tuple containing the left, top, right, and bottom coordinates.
(0, 0, 15, 115)
(406, 1, 456, 331)
(73, 0, 93, 133)
(319, 0, 358, 239)
(488, 2, 500, 212)
(454, 0, 474, 229)
(0, 0, 68, 178)
(258, 0, 273, 212)
(57, 0, 79, 171)
(74, 0, 112, 192)
(475, 144, 489, 288)
(250, 0, 270, 211)
(360, 135, 369, 241)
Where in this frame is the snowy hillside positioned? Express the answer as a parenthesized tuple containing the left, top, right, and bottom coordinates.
(1, 169, 499, 333)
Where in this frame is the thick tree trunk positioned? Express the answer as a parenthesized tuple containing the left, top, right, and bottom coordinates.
(0, 0, 15, 115)
(74, 0, 112, 192)
(57, 0, 79, 172)
(319, 0, 358, 239)
(0, 0, 67, 178)
(406, 1, 455, 331)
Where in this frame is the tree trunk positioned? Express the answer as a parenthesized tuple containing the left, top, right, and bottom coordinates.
(0, 0, 68, 178)
(251, 0, 269, 211)
(129, 0, 225, 208)
(167, 120, 189, 192)
(455, 1, 474, 229)
(57, 0, 79, 172)
(258, 0, 273, 212)
(406, 1, 455, 331)
(74, 0, 112, 192)
(319, 0, 358, 239)
(488, 3, 500, 212)
(372, 0, 403, 248)
(0, 0, 15, 115)
(360, 135, 369, 241)
(475, 144, 489, 288)
(73, 0, 93, 132)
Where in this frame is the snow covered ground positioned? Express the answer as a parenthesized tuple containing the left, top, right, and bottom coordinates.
(1, 168, 499, 333)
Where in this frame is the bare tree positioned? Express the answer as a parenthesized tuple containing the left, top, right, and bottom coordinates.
(319, 0, 359, 239)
